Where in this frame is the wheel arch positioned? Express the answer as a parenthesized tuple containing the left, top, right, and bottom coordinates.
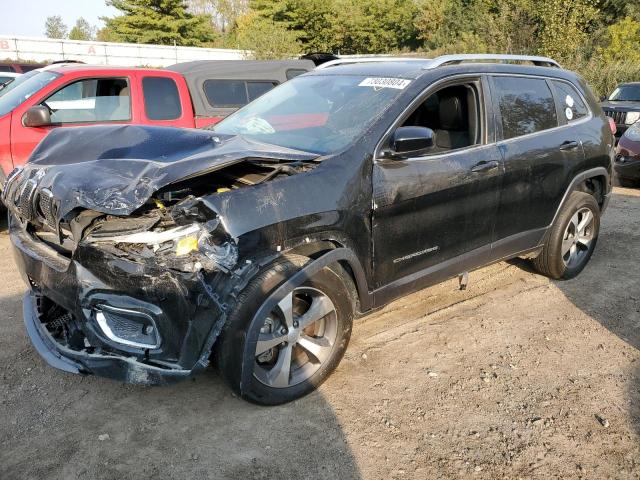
(551, 167, 611, 227)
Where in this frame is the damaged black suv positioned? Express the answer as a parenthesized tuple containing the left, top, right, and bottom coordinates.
(6, 55, 614, 405)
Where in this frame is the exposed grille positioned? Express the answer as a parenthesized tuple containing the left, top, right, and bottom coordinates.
(36, 188, 57, 227)
(604, 109, 626, 125)
(17, 179, 37, 220)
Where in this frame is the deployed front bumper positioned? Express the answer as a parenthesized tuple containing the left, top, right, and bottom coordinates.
(11, 218, 227, 385)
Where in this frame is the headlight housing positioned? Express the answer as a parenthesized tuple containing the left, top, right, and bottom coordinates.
(87, 220, 238, 271)
(625, 111, 640, 125)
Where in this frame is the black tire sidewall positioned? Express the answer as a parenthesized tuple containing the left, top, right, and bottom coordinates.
(214, 255, 354, 405)
(546, 192, 600, 280)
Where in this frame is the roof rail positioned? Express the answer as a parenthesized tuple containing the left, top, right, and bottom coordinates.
(423, 54, 561, 69)
(315, 57, 430, 69)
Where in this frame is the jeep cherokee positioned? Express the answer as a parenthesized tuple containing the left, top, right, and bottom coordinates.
(5, 54, 614, 405)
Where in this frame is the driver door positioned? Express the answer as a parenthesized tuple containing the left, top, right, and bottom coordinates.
(371, 77, 503, 293)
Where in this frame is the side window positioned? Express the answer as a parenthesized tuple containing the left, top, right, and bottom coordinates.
(45, 77, 130, 124)
(551, 80, 589, 123)
(492, 76, 558, 140)
(401, 82, 482, 153)
(247, 81, 277, 101)
(286, 69, 307, 80)
(142, 77, 182, 121)
(203, 80, 278, 108)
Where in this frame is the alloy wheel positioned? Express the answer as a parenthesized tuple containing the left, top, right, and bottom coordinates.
(561, 207, 595, 268)
(254, 287, 338, 388)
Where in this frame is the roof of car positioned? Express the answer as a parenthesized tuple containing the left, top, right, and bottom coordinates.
(166, 59, 315, 79)
(43, 64, 167, 74)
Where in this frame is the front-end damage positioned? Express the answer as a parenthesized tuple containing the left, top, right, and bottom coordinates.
(6, 125, 322, 385)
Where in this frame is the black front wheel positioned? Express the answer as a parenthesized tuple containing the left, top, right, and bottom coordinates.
(214, 254, 354, 405)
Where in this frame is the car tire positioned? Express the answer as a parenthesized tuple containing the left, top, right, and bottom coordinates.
(532, 191, 600, 280)
(214, 254, 354, 405)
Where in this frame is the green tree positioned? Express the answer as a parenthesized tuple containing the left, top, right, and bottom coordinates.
(535, 0, 600, 60)
(44, 15, 68, 39)
(68, 17, 96, 41)
(104, 0, 217, 46)
(235, 10, 301, 58)
(597, 16, 640, 62)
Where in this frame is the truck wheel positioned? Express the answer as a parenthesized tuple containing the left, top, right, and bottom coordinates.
(533, 191, 600, 280)
(214, 254, 354, 405)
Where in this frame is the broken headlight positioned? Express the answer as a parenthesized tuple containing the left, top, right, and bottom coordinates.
(86, 220, 238, 271)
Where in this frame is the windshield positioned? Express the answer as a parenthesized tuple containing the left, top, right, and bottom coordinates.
(0, 70, 60, 116)
(212, 75, 409, 155)
(608, 84, 640, 102)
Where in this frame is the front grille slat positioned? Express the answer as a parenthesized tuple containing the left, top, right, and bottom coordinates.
(604, 109, 626, 125)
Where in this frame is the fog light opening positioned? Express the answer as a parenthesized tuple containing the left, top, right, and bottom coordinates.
(95, 306, 161, 349)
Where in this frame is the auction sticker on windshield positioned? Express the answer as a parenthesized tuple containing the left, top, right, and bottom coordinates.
(358, 78, 411, 90)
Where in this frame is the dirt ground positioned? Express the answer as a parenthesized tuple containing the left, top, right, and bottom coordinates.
(0, 187, 639, 480)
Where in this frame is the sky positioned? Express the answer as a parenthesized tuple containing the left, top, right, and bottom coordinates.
(0, 0, 118, 38)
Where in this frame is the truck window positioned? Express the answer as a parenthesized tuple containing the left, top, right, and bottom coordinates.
(142, 76, 182, 120)
(204, 80, 278, 108)
(492, 76, 558, 140)
(45, 77, 130, 124)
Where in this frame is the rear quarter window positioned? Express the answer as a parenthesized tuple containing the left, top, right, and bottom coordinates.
(142, 76, 182, 120)
(492, 76, 558, 140)
(551, 80, 589, 123)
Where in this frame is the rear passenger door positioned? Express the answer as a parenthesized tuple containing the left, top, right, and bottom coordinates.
(491, 75, 586, 249)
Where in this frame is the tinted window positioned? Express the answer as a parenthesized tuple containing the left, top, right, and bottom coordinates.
(247, 81, 277, 101)
(204, 80, 248, 107)
(493, 76, 558, 140)
(204, 80, 277, 108)
(286, 69, 307, 80)
(46, 78, 130, 124)
(552, 80, 589, 122)
(142, 76, 182, 120)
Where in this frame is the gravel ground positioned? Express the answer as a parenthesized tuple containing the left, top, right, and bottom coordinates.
(1, 187, 639, 480)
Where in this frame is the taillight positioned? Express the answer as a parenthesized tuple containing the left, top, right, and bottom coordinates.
(607, 116, 617, 135)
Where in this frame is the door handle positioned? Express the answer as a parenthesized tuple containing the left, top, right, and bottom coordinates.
(470, 160, 500, 173)
(559, 140, 579, 151)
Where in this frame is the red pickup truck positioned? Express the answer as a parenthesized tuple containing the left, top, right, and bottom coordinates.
(0, 60, 313, 181)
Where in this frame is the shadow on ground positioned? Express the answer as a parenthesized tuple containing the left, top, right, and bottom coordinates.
(0, 288, 361, 480)
(522, 189, 640, 437)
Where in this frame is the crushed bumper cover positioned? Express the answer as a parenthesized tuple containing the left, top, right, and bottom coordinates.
(23, 290, 193, 384)
(12, 219, 229, 386)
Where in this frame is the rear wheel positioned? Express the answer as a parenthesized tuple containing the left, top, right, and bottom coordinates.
(532, 191, 600, 280)
(214, 254, 354, 405)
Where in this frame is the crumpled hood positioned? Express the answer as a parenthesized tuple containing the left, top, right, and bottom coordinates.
(10, 124, 318, 219)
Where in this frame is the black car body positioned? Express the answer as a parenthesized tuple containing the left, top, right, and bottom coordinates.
(601, 82, 640, 137)
(6, 55, 614, 404)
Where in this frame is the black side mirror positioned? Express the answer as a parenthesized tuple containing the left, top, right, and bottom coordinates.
(388, 126, 435, 158)
(22, 105, 51, 127)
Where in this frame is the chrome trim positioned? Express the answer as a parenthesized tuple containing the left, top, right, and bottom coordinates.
(315, 57, 431, 69)
(95, 306, 161, 350)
